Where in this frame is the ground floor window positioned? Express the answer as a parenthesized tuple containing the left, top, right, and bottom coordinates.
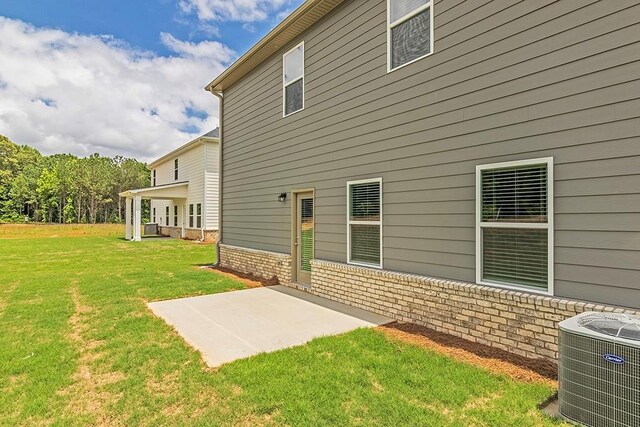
(165, 206, 169, 226)
(347, 178, 382, 268)
(189, 204, 194, 228)
(476, 157, 553, 293)
(152, 207, 156, 223)
(174, 206, 178, 227)
(196, 203, 202, 228)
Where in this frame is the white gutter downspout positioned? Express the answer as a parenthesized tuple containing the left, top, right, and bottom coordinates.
(209, 89, 223, 266)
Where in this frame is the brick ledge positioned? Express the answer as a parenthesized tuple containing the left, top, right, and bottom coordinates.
(310, 259, 636, 315)
(220, 243, 290, 259)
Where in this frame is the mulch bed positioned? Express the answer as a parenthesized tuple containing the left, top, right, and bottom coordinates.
(204, 266, 279, 288)
(381, 322, 558, 386)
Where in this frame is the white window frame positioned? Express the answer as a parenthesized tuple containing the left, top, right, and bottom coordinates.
(174, 159, 179, 181)
(387, 0, 435, 73)
(475, 157, 554, 295)
(152, 169, 156, 186)
(347, 177, 383, 269)
(282, 41, 305, 117)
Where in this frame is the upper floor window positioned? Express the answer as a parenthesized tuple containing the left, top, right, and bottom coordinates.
(152, 169, 156, 186)
(476, 158, 553, 294)
(174, 159, 179, 180)
(283, 42, 304, 117)
(388, 0, 434, 71)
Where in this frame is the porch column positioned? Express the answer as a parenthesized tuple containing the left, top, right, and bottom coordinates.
(133, 195, 142, 242)
(125, 197, 132, 240)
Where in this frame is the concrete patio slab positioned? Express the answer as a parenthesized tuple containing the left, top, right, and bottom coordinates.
(148, 285, 393, 367)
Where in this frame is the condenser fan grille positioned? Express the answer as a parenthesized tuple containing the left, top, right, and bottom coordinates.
(577, 313, 640, 342)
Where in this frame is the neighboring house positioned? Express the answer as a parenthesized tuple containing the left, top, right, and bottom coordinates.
(205, 0, 640, 361)
(120, 129, 219, 242)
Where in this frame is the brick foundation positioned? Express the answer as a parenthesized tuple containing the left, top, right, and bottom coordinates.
(217, 244, 637, 361)
(219, 244, 291, 284)
(310, 259, 637, 361)
(157, 226, 218, 242)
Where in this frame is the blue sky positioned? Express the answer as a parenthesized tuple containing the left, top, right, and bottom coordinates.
(0, 0, 292, 56)
(0, 0, 303, 160)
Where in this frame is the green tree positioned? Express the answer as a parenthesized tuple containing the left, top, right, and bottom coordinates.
(0, 135, 150, 223)
(63, 196, 76, 223)
(37, 167, 60, 223)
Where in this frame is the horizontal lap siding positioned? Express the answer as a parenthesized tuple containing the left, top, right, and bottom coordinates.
(204, 141, 219, 230)
(151, 144, 206, 228)
(222, 0, 640, 307)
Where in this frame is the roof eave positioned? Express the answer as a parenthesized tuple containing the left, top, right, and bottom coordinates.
(148, 136, 219, 169)
(205, 0, 344, 93)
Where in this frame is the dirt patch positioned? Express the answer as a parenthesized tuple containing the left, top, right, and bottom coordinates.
(234, 410, 280, 427)
(463, 392, 503, 410)
(22, 295, 44, 306)
(379, 323, 557, 387)
(146, 371, 180, 397)
(0, 282, 18, 317)
(4, 373, 27, 395)
(203, 266, 279, 288)
(161, 404, 184, 417)
(230, 384, 243, 396)
(60, 284, 127, 426)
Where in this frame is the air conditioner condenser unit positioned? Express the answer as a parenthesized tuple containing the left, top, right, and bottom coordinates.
(558, 312, 640, 427)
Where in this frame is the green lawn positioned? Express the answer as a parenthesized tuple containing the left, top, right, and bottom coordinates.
(0, 225, 565, 426)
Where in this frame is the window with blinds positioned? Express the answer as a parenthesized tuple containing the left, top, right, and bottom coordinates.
(388, 0, 434, 71)
(347, 178, 382, 268)
(173, 205, 178, 227)
(476, 158, 553, 293)
(196, 203, 202, 229)
(283, 42, 304, 116)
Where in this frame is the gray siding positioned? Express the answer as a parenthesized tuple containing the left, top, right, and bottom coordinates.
(221, 0, 640, 308)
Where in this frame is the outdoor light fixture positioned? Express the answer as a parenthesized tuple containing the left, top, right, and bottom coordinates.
(278, 192, 287, 202)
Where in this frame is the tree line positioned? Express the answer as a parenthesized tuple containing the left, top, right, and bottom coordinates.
(0, 135, 150, 223)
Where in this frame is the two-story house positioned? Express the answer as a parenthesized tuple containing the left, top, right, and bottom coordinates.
(120, 129, 219, 242)
(205, 0, 640, 361)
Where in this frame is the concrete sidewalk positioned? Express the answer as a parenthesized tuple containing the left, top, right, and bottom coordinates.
(148, 285, 393, 367)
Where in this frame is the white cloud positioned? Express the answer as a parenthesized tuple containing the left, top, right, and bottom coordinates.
(178, 0, 293, 22)
(0, 17, 235, 161)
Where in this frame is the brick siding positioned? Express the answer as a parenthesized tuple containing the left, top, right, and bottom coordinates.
(219, 244, 291, 284)
(158, 226, 218, 242)
(218, 244, 637, 361)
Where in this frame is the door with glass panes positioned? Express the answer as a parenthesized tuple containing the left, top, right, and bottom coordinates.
(295, 192, 314, 284)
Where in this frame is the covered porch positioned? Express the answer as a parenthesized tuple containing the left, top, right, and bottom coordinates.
(119, 181, 188, 241)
